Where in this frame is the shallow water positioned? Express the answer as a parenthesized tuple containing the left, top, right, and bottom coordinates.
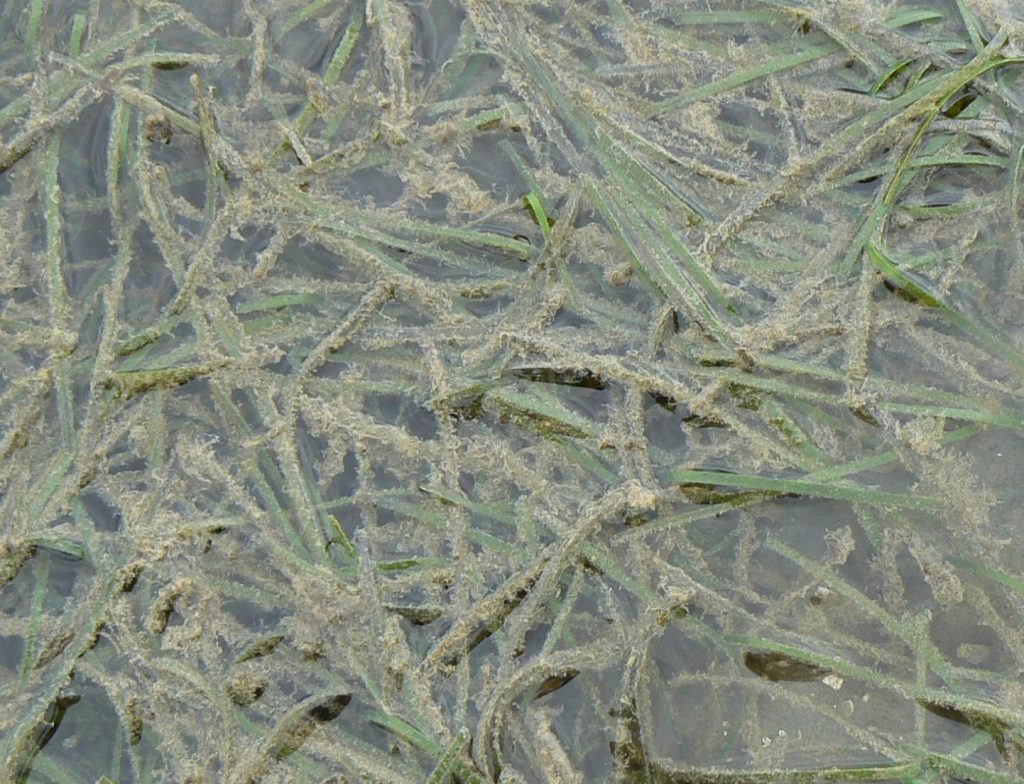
(2, 1, 1024, 782)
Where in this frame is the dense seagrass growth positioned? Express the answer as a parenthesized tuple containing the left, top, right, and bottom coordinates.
(2, 0, 1024, 781)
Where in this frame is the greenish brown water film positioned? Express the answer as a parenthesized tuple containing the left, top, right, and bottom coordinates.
(2, 1, 1024, 782)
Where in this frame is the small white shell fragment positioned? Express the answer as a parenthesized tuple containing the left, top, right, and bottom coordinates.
(822, 674, 845, 690)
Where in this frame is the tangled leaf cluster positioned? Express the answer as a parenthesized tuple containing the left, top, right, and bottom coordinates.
(1, 1, 1024, 782)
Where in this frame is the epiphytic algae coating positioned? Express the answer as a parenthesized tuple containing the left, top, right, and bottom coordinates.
(2, 1, 1024, 782)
